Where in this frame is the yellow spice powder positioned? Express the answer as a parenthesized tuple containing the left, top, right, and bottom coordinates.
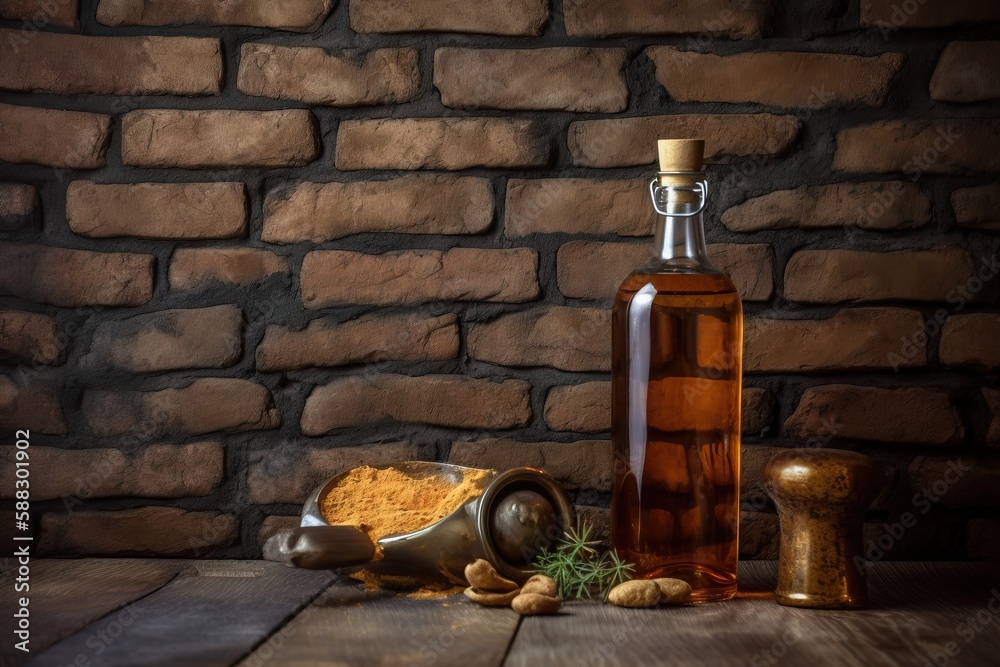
(319, 465, 491, 545)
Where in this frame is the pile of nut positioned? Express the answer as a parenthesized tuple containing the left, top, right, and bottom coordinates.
(606, 578, 692, 607)
(463, 559, 562, 615)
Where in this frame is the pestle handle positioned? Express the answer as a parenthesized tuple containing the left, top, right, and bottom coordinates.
(263, 525, 376, 570)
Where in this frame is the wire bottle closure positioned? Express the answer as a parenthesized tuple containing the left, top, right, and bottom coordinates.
(649, 172, 709, 217)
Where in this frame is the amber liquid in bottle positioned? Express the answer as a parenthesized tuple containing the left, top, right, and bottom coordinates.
(611, 141, 742, 602)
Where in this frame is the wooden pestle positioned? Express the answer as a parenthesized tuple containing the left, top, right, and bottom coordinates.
(764, 448, 883, 609)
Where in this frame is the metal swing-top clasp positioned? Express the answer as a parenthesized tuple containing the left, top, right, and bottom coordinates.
(649, 171, 709, 218)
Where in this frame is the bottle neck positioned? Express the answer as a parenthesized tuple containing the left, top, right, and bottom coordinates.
(651, 185, 712, 265)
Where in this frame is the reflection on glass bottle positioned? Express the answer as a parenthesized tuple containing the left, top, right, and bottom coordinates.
(611, 139, 743, 602)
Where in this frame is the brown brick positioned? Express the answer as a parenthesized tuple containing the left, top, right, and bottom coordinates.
(301, 374, 531, 434)
(967, 518, 1000, 560)
(258, 516, 298, 544)
(122, 109, 319, 169)
(84, 378, 279, 438)
(169, 248, 289, 290)
(647, 48, 902, 108)
(0, 103, 110, 169)
(300, 247, 539, 307)
(557, 241, 774, 302)
(263, 176, 493, 243)
(86, 305, 242, 372)
(0, 0, 78, 28)
(350, 0, 547, 35)
(257, 313, 458, 371)
(0, 244, 153, 307)
(908, 455, 999, 508)
(68, 182, 246, 240)
(336, 118, 549, 170)
(952, 183, 1000, 231)
(468, 306, 609, 372)
(0, 183, 37, 230)
(741, 445, 786, 504)
(450, 439, 611, 490)
(985, 388, 1000, 445)
(722, 182, 931, 232)
(39, 507, 237, 557)
(930, 41, 1000, 103)
(742, 388, 775, 435)
(784, 384, 964, 446)
(739, 511, 779, 559)
(834, 120, 1000, 173)
(544, 382, 611, 433)
(435, 47, 627, 113)
(0, 310, 63, 365)
(505, 178, 654, 237)
(564, 0, 769, 38)
(97, 0, 333, 31)
(745, 308, 925, 373)
(0, 30, 221, 95)
(0, 375, 66, 435)
(239, 44, 419, 106)
(784, 248, 975, 303)
(0, 442, 222, 501)
(940, 314, 1000, 369)
(570, 113, 798, 168)
(248, 442, 421, 504)
(861, 0, 1000, 29)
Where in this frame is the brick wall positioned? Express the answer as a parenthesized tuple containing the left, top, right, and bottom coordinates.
(1, 0, 998, 561)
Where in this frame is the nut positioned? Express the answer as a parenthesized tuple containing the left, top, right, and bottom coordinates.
(653, 578, 691, 604)
(512, 592, 562, 615)
(464, 587, 519, 607)
(520, 574, 558, 598)
(465, 559, 518, 592)
(608, 580, 660, 608)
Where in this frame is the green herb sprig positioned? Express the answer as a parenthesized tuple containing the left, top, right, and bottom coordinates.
(532, 522, 635, 600)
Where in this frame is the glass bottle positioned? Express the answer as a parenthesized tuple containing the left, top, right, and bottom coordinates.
(611, 139, 743, 602)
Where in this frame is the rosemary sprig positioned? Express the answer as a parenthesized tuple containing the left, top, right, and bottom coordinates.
(532, 522, 635, 600)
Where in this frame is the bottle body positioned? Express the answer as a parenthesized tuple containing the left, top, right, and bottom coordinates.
(610, 199, 743, 602)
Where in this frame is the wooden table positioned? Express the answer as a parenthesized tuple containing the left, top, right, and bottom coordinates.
(3, 560, 999, 666)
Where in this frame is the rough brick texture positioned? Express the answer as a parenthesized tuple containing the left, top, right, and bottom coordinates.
(745, 308, 926, 372)
(97, 0, 333, 31)
(337, 118, 550, 171)
(834, 120, 1000, 173)
(0, 30, 222, 95)
(122, 109, 319, 169)
(301, 374, 531, 434)
(647, 48, 903, 108)
(563, 0, 769, 38)
(0, 310, 64, 366)
(952, 184, 1000, 230)
(505, 178, 655, 237)
(169, 248, 288, 290)
(300, 248, 538, 307)
(0, 0, 78, 28)
(84, 379, 279, 438)
(350, 0, 547, 35)
(0, 103, 110, 168)
(557, 241, 774, 301)
(435, 48, 628, 113)
(784, 248, 975, 303)
(468, 307, 611, 372)
(0, 244, 154, 307)
(67, 182, 247, 240)
(861, 0, 1000, 29)
(263, 176, 493, 242)
(930, 41, 1000, 102)
(450, 439, 612, 490)
(785, 385, 964, 446)
(722, 182, 931, 232)
(85, 305, 243, 372)
(940, 314, 1000, 369)
(39, 507, 237, 556)
(570, 113, 799, 168)
(0, 376, 66, 435)
(0, 442, 222, 501)
(0, 183, 37, 229)
(908, 456, 1000, 508)
(257, 313, 459, 371)
(239, 44, 419, 106)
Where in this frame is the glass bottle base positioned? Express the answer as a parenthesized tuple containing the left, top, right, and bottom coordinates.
(639, 562, 737, 603)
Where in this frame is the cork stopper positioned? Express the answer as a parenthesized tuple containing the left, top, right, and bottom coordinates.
(656, 139, 705, 203)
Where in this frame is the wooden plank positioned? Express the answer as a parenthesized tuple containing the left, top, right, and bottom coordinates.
(236, 583, 521, 667)
(0, 559, 186, 667)
(25, 561, 334, 667)
(505, 561, 1000, 667)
